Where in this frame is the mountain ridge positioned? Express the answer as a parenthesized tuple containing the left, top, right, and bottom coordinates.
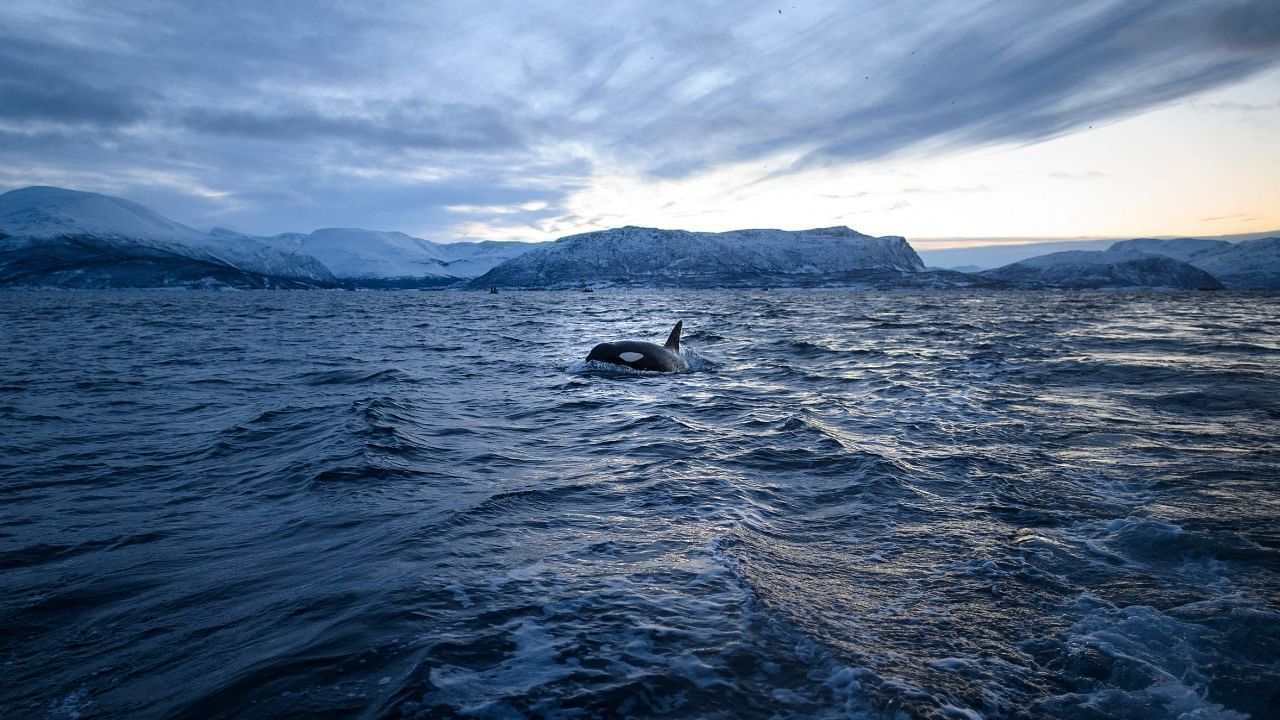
(4, 186, 1276, 290)
(471, 225, 931, 289)
(0, 187, 534, 289)
(981, 249, 1223, 290)
(979, 238, 1280, 290)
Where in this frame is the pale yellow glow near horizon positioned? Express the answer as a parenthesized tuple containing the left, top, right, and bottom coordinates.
(449, 67, 1280, 247)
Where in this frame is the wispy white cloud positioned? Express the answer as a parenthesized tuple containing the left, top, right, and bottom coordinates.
(1, 0, 1277, 237)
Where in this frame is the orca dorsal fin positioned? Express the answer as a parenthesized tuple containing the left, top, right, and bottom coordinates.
(664, 320, 682, 352)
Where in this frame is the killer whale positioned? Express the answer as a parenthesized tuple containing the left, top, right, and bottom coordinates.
(586, 321, 689, 373)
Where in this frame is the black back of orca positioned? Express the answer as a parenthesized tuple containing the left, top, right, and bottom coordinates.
(586, 321, 688, 372)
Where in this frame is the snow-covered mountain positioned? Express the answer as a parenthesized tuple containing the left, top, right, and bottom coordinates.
(9, 185, 1269, 292)
(918, 239, 1117, 271)
(1107, 237, 1280, 290)
(0, 187, 334, 288)
(253, 229, 538, 285)
(981, 249, 1222, 290)
(0, 187, 541, 288)
(435, 240, 540, 279)
(264, 228, 455, 285)
(919, 231, 1277, 271)
(1, 186, 209, 244)
(1184, 237, 1280, 290)
(1107, 238, 1232, 262)
(471, 225, 927, 289)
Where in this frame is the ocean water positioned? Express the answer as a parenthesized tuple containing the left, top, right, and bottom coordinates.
(2, 289, 1278, 720)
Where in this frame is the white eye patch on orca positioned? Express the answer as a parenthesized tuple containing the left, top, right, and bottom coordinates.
(618, 352, 644, 363)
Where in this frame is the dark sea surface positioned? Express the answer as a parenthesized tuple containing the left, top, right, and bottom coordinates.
(2, 289, 1278, 720)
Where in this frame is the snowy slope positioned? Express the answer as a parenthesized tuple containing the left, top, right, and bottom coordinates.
(285, 228, 451, 280)
(0, 186, 541, 287)
(197, 227, 333, 283)
(1184, 237, 1280, 290)
(472, 226, 924, 288)
(252, 230, 541, 282)
(0, 186, 209, 244)
(0, 187, 334, 285)
(919, 239, 1117, 270)
(435, 240, 542, 278)
(981, 249, 1222, 290)
(1108, 238, 1232, 262)
(1104, 236, 1280, 289)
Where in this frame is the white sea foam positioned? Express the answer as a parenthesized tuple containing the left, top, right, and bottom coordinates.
(1033, 599, 1253, 719)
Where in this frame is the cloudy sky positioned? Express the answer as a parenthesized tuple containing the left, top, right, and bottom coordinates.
(2, 0, 1278, 246)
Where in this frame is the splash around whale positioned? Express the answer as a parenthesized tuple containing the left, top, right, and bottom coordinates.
(584, 321, 690, 373)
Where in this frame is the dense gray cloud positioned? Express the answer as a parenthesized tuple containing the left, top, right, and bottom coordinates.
(0, 0, 1276, 236)
(0, 38, 152, 126)
(181, 102, 523, 151)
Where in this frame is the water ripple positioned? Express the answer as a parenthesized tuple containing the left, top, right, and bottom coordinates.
(1, 289, 1277, 719)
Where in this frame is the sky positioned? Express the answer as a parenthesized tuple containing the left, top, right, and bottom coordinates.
(2, 0, 1278, 246)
